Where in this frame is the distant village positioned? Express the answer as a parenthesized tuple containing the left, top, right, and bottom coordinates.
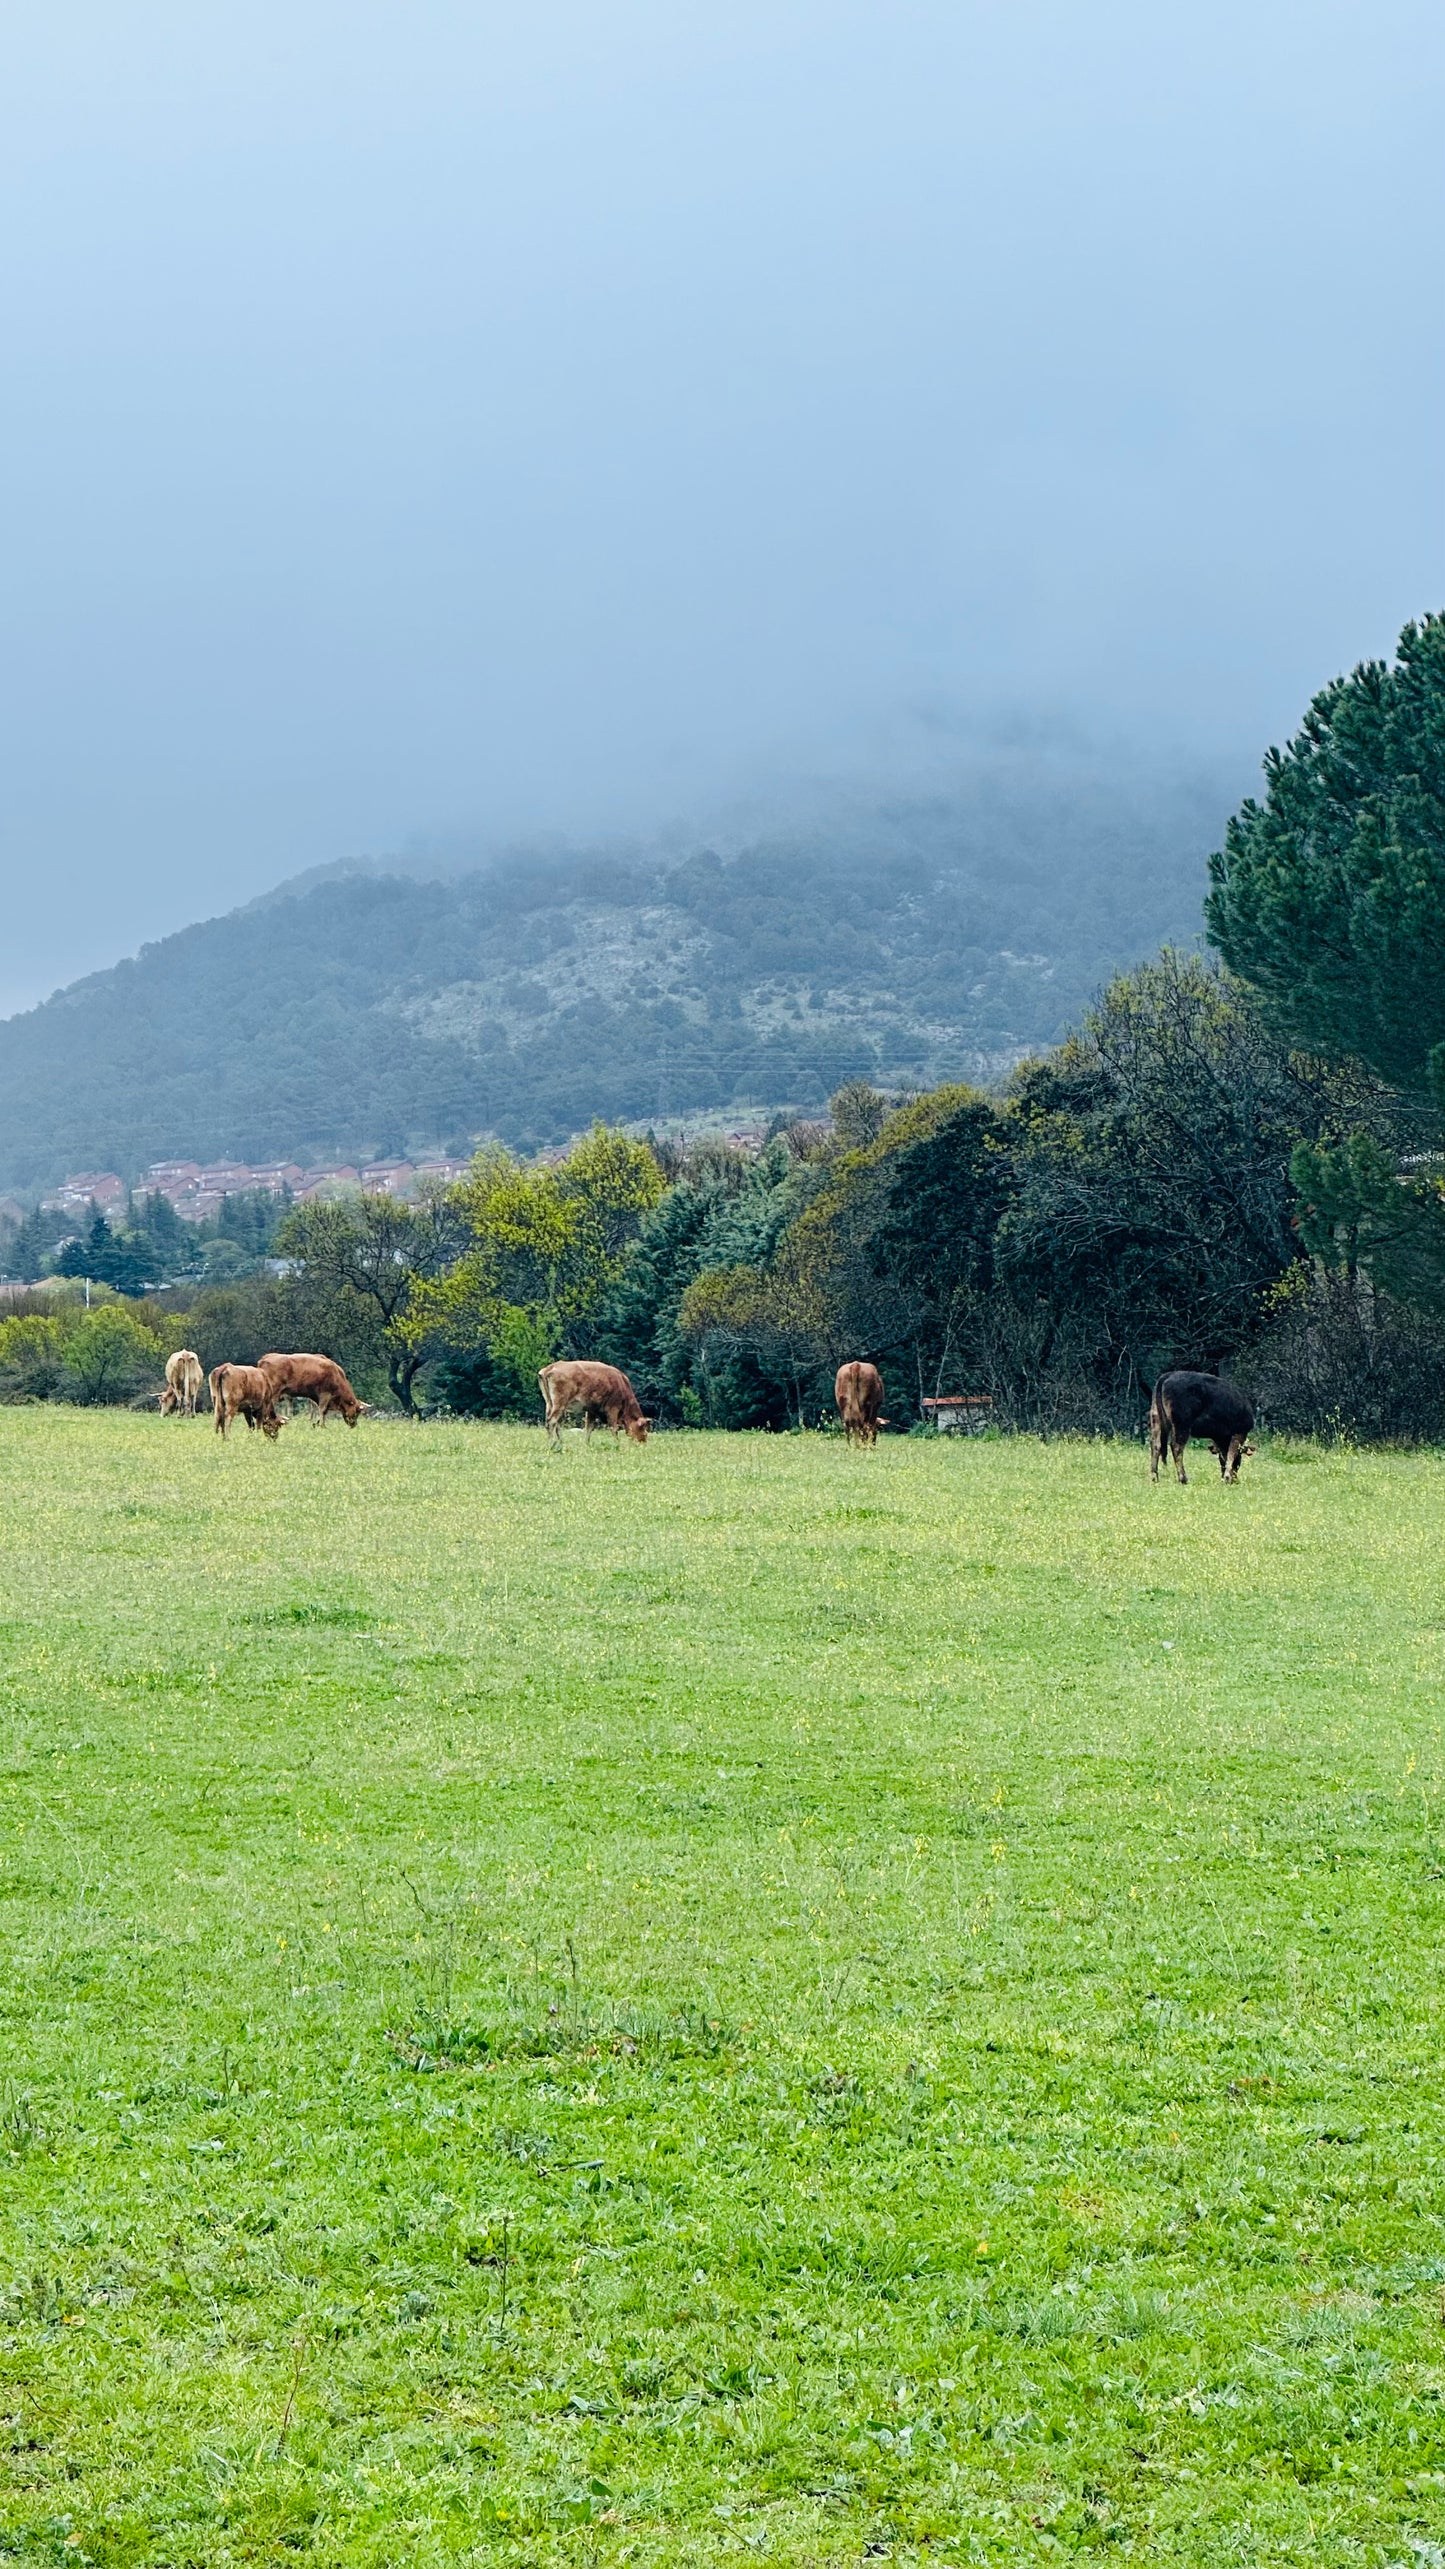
(32, 1114, 782, 1228)
(40, 1156, 473, 1223)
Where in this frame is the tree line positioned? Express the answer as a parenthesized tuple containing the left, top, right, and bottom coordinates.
(5, 616, 1444, 1438)
(2, 1185, 289, 1294)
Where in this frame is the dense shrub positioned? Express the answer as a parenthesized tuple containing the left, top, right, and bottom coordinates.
(0, 1314, 67, 1400)
(430, 1342, 528, 1419)
(1242, 1268, 1445, 1444)
(0, 1299, 167, 1405)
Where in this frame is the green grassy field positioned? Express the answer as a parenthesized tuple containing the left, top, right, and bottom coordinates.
(1, 1409, 1443, 2566)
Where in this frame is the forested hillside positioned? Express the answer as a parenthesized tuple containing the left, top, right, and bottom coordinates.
(0, 766, 1221, 1190)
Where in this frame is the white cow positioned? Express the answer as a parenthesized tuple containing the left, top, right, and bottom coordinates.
(161, 1348, 204, 1416)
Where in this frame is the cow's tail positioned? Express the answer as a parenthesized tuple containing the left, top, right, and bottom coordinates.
(538, 1365, 561, 1441)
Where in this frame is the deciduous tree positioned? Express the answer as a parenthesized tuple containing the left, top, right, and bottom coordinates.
(404, 1127, 663, 1410)
(276, 1185, 463, 1412)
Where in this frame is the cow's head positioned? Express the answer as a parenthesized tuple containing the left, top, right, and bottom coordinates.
(626, 1413, 650, 1444)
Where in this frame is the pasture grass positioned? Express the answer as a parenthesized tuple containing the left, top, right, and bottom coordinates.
(1, 1409, 1443, 2565)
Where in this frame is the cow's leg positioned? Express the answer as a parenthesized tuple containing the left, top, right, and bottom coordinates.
(1222, 1434, 1243, 1482)
(1172, 1430, 1188, 1485)
(1148, 1403, 1162, 1482)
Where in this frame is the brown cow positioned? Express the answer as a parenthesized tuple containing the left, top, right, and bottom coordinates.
(258, 1352, 363, 1426)
(835, 1360, 887, 1445)
(209, 1363, 282, 1439)
(539, 1360, 649, 1445)
(160, 1348, 204, 1416)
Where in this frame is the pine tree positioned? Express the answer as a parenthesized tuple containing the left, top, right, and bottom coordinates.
(1206, 611, 1445, 1099)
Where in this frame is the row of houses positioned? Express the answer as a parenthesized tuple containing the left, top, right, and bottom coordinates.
(41, 1156, 473, 1223)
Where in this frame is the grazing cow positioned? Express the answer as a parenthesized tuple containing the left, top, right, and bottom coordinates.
(257, 1351, 363, 1426)
(1149, 1370, 1256, 1485)
(538, 1360, 649, 1445)
(160, 1348, 204, 1416)
(835, 1360, 887, 1446)
(209, 1363, 282, 1440)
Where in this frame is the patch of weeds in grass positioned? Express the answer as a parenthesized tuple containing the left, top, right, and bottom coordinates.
(0, 2083, 39, 2158)
(387, 1991, 737, 2071)
(247, 1597, 373, 1629)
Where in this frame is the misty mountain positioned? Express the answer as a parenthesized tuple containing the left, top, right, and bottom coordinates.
(0, 769, 1226, 1191)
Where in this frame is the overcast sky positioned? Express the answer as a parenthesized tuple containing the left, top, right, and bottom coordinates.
(0, 0, 1441, 1016)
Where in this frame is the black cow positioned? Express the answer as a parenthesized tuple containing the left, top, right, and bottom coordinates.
(1149, 1371, 1256, 1485)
